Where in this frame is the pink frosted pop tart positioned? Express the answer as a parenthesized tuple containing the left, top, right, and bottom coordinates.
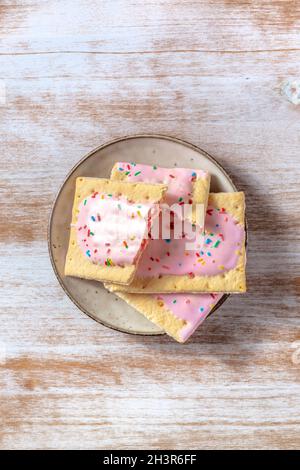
(64, 177, 167, 284)
(111, 162, 211, 226)
(105, 288, 223, 342)
(105, 192, 246, 293)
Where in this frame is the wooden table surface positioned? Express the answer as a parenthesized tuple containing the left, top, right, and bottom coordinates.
(1, 0, 300, 450)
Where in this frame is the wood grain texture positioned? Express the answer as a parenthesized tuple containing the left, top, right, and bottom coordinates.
(0, 0, 300, 450)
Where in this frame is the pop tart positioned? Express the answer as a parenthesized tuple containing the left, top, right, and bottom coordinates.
(64, 177, 167, 284)
(111, 162, 211, 226)
(105, 192, 246, 293)
(105, 289, 223, 343)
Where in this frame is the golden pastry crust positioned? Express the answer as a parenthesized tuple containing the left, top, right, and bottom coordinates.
(105, 192, 246, 293)
(64, 177, 167, 284)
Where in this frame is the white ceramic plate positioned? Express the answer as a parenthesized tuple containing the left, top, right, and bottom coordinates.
(48, 135, 237, 336)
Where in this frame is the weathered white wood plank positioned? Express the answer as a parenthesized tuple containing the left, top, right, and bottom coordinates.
(1, 0, 300, 53)
(0, 0, 299, 450)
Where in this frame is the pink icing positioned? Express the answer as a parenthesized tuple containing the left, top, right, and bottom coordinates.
(75, 192, 157, 267)
(115, 162, 244, 277)
(116, 162, 209, 207)
(155, 292, 223, 342)
(137, 206, 244, 277)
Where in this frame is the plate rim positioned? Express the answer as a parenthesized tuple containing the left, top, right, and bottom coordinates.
(48, 133, 239, 337)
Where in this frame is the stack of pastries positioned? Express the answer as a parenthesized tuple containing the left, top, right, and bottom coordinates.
(65, 162, 246, 342)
